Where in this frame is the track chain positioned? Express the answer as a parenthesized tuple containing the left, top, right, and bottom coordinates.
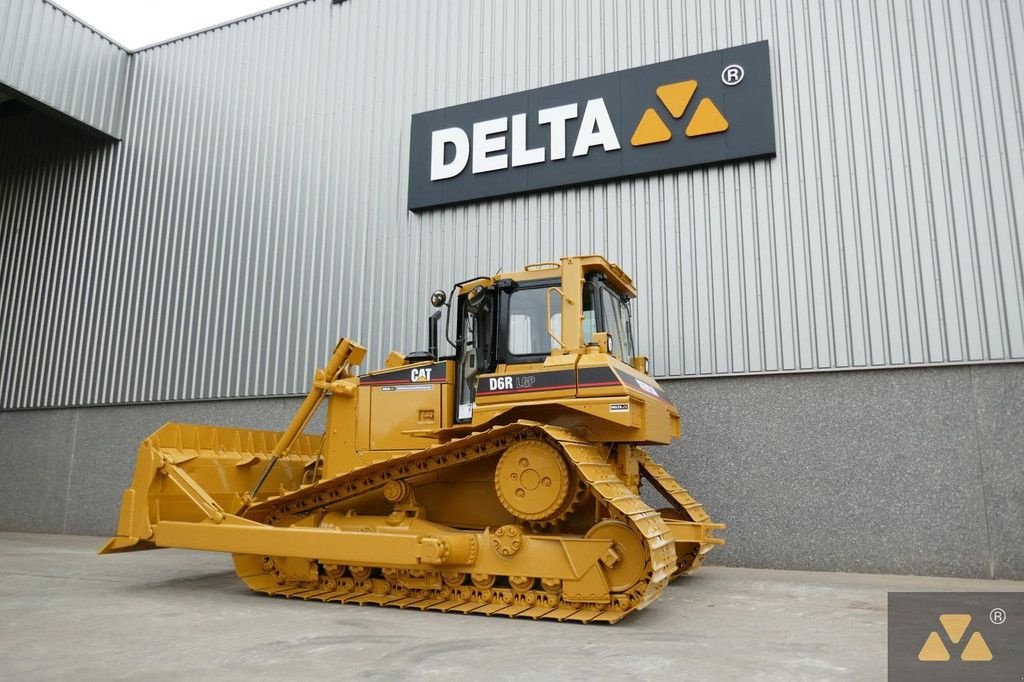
(552, 431, 676, 611)
(245, 423, 534, 525)
(235, 422, 677, 622)
(633, 447, 711, 524)
(634, 447, 718, 575)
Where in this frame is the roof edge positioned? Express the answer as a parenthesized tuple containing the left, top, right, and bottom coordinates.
(129, 0, 314, 53)
(42, 0, 131, 53)
(44, 0, 317, 56)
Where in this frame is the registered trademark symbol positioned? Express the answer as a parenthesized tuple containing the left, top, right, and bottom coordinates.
(722, 64, 744, 85)
(990, 607, 1006, 625)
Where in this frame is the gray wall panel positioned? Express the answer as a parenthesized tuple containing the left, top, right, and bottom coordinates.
(0, 0, 128, 138)
(0, 0, 1023, 409)
(970, 364, 1024, 580)
(656, 365, 1013, 579)
(0, 408, 76, 533)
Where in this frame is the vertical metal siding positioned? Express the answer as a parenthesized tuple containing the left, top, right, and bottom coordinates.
(0, 0, 128, 138)
(1, 0, 1022, 409)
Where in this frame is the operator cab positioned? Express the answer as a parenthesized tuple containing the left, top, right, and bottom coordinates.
(441, 266, 637, 424)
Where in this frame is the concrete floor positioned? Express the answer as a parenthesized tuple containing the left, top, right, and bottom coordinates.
(1, 533, 1022, 681)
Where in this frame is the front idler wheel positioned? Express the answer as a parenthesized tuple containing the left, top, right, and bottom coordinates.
(585, 519, 647, 593)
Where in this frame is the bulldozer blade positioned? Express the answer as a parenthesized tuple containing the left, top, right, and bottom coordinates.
(100, 422, 318, 553)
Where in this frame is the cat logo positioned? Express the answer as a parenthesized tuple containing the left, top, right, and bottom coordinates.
(917, 614, 993, 662)
(631, 80, 729, 147)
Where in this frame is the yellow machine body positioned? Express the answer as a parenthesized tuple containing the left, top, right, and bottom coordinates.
(102, 256, 723, 623)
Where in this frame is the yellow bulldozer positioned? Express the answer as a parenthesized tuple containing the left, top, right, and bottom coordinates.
(102, 255, 722, 623)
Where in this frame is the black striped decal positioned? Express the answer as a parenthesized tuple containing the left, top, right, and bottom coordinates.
(476, 369, 576, 397)
(613, 368, 672, 404)
(360, 362, 447, 385)
(577, 366, 620, 389)
(475, 365, 673, 404)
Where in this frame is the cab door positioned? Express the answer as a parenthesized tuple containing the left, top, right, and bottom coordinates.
(454, 286, 497, 422)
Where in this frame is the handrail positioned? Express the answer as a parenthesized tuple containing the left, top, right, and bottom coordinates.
(545, 287, 566, 350)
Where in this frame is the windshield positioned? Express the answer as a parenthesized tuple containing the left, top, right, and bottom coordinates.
(600, 287, 634, 364)
(582, 282, 596, 343)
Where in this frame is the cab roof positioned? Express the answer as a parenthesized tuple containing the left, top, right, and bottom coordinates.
(456, 255, 637, 298)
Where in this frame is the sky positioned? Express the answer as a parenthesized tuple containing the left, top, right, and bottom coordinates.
(51, 0, 291, 50)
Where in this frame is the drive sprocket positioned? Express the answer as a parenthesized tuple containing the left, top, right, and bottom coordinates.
(494, 439, 573, 523)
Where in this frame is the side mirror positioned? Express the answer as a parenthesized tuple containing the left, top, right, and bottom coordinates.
(430, 290, 447, 308)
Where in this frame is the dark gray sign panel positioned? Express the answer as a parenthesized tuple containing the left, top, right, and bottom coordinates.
(408, 40, 775, 211)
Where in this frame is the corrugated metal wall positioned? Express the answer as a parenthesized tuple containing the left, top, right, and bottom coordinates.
(1, 0, 1023, 409)
(0, 0, 128, 138)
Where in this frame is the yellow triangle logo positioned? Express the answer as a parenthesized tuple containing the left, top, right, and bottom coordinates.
(961, 632, 993, 662)
(630, 80, 730, 147)
(939, 614, 971, 643)
(685, 97, 729, 137)
(918, 631, 950, 661)
(631, 108, 672, 146)
(917, 614, 994, 663)
(656, 80, 697, 118)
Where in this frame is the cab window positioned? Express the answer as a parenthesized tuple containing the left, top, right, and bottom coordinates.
(502, 280, 599, 363)
(508, 288, 560, 355)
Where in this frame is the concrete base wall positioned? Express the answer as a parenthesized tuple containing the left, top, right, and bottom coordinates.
(1, 364, 1021, 579)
